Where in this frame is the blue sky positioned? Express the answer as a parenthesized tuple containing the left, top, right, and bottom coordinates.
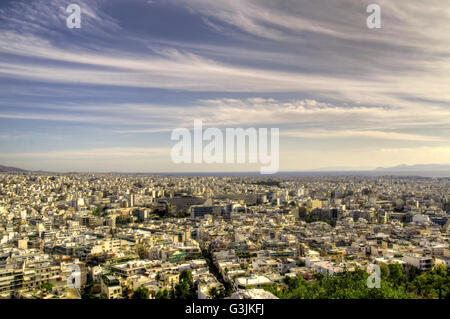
(0, 0, 449, 172)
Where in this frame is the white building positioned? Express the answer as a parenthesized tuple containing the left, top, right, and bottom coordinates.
(403, 254, 433, 270)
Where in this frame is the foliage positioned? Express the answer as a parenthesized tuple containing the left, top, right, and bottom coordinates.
(40, 282, 53, 292)
(171, 270, 195, 299)
(81, 283, 101, 299)
(122, 286, 132, 299)
(155, 289, 171, 299)
(252, 180, 280, 187)
(92, 207, 101, 216)
(237, 251, 256, 259)
(131, 286, 150, 299)
(179, 269, 193, 284)
(410, 264, 450, 299)
(208, 286, 228, 299)
(263, 264, 450, 299)
(174, 211, 190, 218)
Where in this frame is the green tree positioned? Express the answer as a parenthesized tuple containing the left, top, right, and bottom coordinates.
(380, 264, 390, 278)
(412, 264, 449, 299)
(179, 270, 193, 285)
(264, 269, 417, 299)
(174, 280, 190, 299)
(155, 289, 170, 299)
(40, 282, 53, 292)
(208, 286, 227, 299)
(92, 207, 101, 216)
(132, 286, 150, 299)
(122, 286, 132, 299)
(387, 263, 405, 287)
(172, 270, 195, 299)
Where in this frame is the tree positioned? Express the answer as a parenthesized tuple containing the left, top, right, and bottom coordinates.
(264, 269, 417, 299)
(122, 286, 132, 299)
(40, 282, 53, 292)
(174, 280, 190, 299)
(132, 286, 150, 299)
(81, 283, 101, 299)
(172, 270, 195, 299)
(208, 286, 227, 299)
(388, 263, 405, 287)
(179, 270, 193, 284)
(432, 264, 448, 299)
(92, 207, 101, 216)
(379, 264, 390, 279)
(411, 264, 449, 299)
(155, 289, 170, 299)
(208, 286, 218, 299)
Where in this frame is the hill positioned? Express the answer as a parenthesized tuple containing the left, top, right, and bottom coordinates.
(0, 165, 28, 173)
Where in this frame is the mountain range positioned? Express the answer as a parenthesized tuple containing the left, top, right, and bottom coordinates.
(375, 164, 450, 171)
(0, 164, 28, 173)
(0, 163, 449, 175)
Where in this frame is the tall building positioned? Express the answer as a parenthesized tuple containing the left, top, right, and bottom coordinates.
(190, 205, 224, 219)
(129, 193, 135, 207)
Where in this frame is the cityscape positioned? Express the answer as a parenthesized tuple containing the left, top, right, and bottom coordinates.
(0, 0, 450, 304)
(0, 170, 449, 299)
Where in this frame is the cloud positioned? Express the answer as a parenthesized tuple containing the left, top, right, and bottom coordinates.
(174, 0, 450, 49)
(0, 147, 169, 159)
(0, 1, 449, 105)
(1, 98, 448, 144)
(0, 0, 122, 38)
(1, 0, 449, 171)
(281, 130, 443, 142)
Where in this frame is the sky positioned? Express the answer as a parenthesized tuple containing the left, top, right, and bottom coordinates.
(0, 0, 449, 173)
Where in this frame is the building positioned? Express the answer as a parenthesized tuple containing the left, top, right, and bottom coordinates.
(190, 206, 223, 219)
(403, 254, 433, 271)
(101, 275, 122, 299)
(233, 275, 272, 290)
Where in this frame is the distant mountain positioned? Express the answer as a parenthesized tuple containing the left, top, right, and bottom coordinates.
(310, 166, 374, 171)
(0, 164, 28, 173)
(375, 164, 450, 171)
(1, 163, 449, 176)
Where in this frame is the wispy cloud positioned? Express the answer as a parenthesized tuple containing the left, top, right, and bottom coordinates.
(0, 147, 169, 159)
(1, 98, 448, 143)
(0, 0, 449, 171)
(281, 130, 443, 142)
